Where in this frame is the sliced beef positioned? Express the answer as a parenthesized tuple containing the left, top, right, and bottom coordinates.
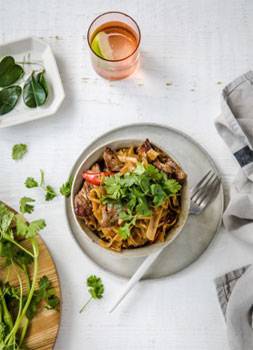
(103, 147, 123, 171)
(153, 158, 186, 182)
(74, 188, 92, 218)
(138, 139, 186, 182)
(137, 139, 152, 157)
(74, 180, 96, 223)
(138, 139, 159, 161)
(101, 205, 119, 227)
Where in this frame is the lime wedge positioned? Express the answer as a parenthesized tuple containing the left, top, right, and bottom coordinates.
(91, 34, 104, 58)
(91, 32, 114, 60)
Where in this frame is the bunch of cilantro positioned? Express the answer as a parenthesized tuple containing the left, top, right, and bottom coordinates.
(102, 162, 182, 239)
(0, 202, 59, 349)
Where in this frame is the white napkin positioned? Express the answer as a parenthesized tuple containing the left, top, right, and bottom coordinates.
(215, 71, 253, 232)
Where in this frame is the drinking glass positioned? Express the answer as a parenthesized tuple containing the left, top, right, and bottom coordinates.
(87, 11, 141, 80)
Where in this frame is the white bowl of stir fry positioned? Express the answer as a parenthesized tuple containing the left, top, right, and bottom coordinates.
(71, 139, 190, 257)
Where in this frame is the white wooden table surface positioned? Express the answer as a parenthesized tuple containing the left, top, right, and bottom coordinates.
(1, 1, 253, 349)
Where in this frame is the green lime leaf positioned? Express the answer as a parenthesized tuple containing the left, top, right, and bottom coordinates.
(0, 85, 22, 115)
(0, 56, 24, 87)
(37, 70, 48, 97)
(23, 72, 47, 108)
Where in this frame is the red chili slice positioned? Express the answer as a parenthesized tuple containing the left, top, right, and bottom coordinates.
(82, 171, 112, 185)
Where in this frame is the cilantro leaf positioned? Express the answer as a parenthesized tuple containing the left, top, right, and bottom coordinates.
(45, 185, 57, 201)
(118, 223, 131, 239)
(19, 197, 35, 214)
(16, 214, 46, 239)
(25, 177, 38, 188)
(15, 214, 28, 237)
(26, 275, 59, 319)
(12, 143, 28, 160)
(136, 197, 152, 216)
(60, 176, 73, 197)
(150, 184, 167, 207)
(79, 275, 104, 313)
(46, 294, 60, 310)
(25, 170, 57, 201)
(27, 219, 46, 238)
(0, 203, 14, 234)
(39, 275, 51, 290)
(164, 179, 182, 194)
(133, 162, 145, 175)
(87, 275, 104, 300)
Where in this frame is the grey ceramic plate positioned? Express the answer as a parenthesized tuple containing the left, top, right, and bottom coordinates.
(66, 123, 224, 279)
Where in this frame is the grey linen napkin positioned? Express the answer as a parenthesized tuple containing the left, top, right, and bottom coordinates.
(215, 266, 253, 350)
(215, 71, 253, 230)
(215, 265, 251, 321)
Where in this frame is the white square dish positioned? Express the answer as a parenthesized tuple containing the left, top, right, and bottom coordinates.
(0, 37, 65, 128)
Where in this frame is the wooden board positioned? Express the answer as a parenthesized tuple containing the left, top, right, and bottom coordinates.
(0, 204, 61, 350)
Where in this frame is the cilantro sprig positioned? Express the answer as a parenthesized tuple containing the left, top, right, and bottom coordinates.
(79, 275, 104, 313)
(60, 176, 73, 197)
(102, 162, 182, 239)
(24, 169, 57, 201)
(19, 197, 35, 214)
(0, 202, 59, 348)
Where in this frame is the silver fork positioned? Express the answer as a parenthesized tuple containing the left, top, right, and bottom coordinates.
(189, 169, 221, 215)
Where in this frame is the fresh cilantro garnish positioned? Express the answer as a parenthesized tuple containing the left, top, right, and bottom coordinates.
(163, 178, 182, 194)
(45, 185, 57, 201)
(26, 276, 60, 319)
(0, 202, 14, 235)
(118, 223, 131, 239)
(12, 144, 28, 160)
(0, 202, 57, 348)
(25, 177, 38, 188)
(150, 184, 167, 207)
(79, 275, 104, 313)
(60, 176, 73, 197)
(102, 162, 182, 239)
(25, 169, 57, 201)
(19, 197, 35, 214)
(16, 214, 46, 239)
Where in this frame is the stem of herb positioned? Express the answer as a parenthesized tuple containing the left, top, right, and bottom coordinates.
(7, 261, 23, 346)
(19, 265, 30, 347)
(23, 264, 31, 291)
(5, 237, 34, 258)
(0, 287, 13, 330)
(19, 317, 29, 346)
(79, 297, 92, 313)
(5, 238, 39, 346)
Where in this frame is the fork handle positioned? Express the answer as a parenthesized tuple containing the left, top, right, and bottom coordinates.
(109, 246, 164, 313)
